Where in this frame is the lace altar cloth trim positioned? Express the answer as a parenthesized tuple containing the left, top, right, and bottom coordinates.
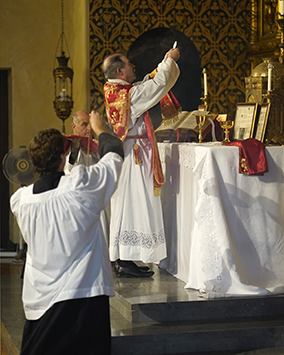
(158, 143, 231, 298)
(158, 143, 196, 169)
(194, 148, 230, 299)
(110, 228, 166, 249)
(158, 142, 222, 169)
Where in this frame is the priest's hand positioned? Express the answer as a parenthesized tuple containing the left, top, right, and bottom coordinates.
(164, 48, 180, 62)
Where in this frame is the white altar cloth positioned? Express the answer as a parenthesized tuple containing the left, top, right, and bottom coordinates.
(158, 142, 284, 298)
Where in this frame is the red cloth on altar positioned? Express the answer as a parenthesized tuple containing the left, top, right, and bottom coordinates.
(224, 138, 268, 175)
(64, 135, 99, 153)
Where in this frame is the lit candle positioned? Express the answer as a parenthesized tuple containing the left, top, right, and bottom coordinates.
(203, 68, 207, 96)
(267, 63, 272, 92)
(60, 89, 67, 102)
(280, 0, 284, 15)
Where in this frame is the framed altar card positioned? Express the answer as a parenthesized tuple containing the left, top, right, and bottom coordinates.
(232, 103, 258, 140)
(254, 103, 270, 143)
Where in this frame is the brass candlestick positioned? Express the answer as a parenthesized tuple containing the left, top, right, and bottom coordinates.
(262, 90, 273, 104)
(200, 94, 209, 108)
(195, 115, 206, 143)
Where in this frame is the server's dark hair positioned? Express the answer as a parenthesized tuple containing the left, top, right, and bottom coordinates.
(29, 128, 66, 174)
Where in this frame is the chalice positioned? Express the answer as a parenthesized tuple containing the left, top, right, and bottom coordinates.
(220, 120, 234, 143)
(196, 115, 206, 143)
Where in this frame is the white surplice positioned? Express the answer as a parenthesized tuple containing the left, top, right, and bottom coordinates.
(64, 147, 99, 175)
(64, 147, 110, 246)
(107, 57, 180, 263)
(10, 153, 123, 320)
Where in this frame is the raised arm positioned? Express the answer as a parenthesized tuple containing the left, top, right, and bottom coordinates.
(90, 110, 124, 159)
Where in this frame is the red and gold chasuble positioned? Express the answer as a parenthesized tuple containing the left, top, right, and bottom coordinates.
(104, 82, 164, 196)
(149, 69, 181, 121)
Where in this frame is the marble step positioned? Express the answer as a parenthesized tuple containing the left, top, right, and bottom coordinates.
(110, 313, 284, 355)
(110, 265, 284, 324)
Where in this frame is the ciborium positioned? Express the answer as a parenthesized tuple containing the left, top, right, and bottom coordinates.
(221, 120, 234, 143)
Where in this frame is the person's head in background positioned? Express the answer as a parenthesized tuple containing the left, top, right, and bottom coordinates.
(71, 110, 90, 137)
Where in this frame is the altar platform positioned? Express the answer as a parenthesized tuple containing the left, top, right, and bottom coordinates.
(1, 259, 284, 355)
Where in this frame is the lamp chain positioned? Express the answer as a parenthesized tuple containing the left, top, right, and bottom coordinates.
(61, 0, 64, 53)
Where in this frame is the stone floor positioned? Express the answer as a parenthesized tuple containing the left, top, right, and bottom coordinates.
(1, 258, 284, 355)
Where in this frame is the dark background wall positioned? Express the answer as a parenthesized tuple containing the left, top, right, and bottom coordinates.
(127, 28, 201, 128)
(89, 0, 251, 123)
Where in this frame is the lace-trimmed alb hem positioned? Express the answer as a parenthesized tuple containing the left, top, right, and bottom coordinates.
(110, 228, 166, 249)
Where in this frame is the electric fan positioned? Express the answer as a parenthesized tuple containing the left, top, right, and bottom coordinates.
(2, 146, 38, 187)
(2, 146, 38, 262)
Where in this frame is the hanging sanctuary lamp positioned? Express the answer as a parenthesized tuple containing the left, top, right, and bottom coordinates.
(53, 0, 73, 134)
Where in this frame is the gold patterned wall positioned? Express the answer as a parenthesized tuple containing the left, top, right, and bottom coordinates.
(89, 0, 251, 121)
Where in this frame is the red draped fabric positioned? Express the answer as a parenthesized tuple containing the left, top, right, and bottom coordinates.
(64, 135, 99, 153)
(224, 138, 268, 175)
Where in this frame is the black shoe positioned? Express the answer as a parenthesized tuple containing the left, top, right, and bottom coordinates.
(115, 260, 150, 272)
(138, 265, 150, 272)
(114, 261, 154, 278)
(130, 261, 150, 272)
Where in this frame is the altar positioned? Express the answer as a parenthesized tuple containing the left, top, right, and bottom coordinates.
(158, 142, 284, 298)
